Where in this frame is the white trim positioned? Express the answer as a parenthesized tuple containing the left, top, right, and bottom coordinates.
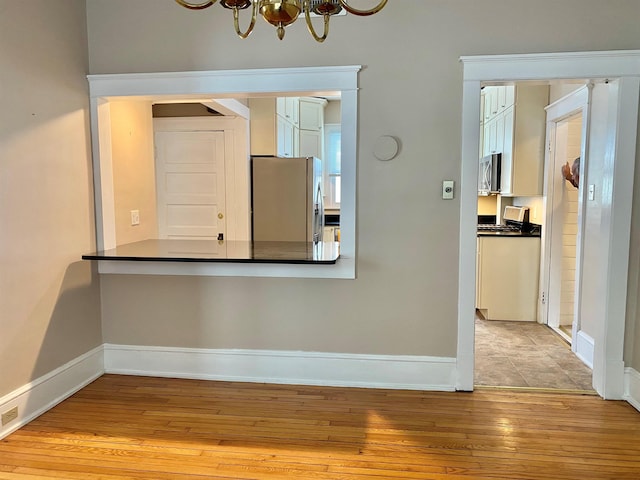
(96, 256, 354, 278)
(575, 330, 595, 369)
(204, 99, 250, 119)
(87, 66, 359, 279)
(87, 66, 361, 98)
(153, 116, 250, 243)
(460, 50, 640, 81)
(0, 346, 104, 440)
(103, 344, 456, 391)
(539, 85, 591, 347)
(457, 50, 640, 395)
(623, 368, 640, 412)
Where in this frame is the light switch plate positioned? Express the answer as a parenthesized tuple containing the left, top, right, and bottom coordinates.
(442, 180, 455, 200)
(130, 210, 140, 226)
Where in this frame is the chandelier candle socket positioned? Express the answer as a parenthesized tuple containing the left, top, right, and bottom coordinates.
(175, 0, 387, 42)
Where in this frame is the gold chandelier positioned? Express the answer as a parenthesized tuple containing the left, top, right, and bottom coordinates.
(175, 0, 388, 42)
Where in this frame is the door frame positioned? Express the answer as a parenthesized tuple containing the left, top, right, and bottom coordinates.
(457, 50, 640, 399)
(539, 86, 590, 352)
(153, 116, 251, 243)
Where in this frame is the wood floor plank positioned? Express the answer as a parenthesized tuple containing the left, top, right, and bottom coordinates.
(1, 374, 640, 479)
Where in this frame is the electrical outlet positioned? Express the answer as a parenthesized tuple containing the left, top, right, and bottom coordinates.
(442, 180, 455, 200)
(1, 406, 18, 426)
(130, 210, 140, 226)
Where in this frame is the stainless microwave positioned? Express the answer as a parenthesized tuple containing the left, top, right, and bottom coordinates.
(478, 153, 501, 196)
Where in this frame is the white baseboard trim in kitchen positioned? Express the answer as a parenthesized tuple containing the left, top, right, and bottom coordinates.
(624, 367, 640, 413)
(0, 346, 104, 440)
(575, 330, 595, 369)
(103, 344, 457, 391)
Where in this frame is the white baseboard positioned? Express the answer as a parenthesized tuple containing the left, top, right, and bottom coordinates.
(575, 330, 595, 369)
(104, 344, 456, 391)
(624, 367, 640, 412)
(0, 346, 104, 440)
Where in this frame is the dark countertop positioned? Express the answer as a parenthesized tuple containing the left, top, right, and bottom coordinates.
(324, 213, 340, 226)
(82, 239, 340, 265)
(477, 230, 541, 237)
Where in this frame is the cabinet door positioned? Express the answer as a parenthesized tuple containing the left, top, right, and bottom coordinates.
(483, 116, 499, 156)
(277, 116, 295, 157)
(484, 87, 499, 120)
(323, 226, 335, 242)
(299, 129, 323, 159)
(299, 99, 323, 131)
(277, 97, 299, 126)
(478, 237, 540, 321)
(500, 106, 515, 195)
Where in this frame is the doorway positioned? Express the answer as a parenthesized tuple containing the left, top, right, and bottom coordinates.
(474, 82, 593, 391)
(457, 51, 640, 399)
(542, 86, 590, 351)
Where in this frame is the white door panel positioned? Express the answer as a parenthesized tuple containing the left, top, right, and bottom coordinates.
(155, 131, 226, 240)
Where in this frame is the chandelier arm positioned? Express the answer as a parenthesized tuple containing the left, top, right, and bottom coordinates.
(175, 0, 217, 10)
(233, 1, 258, 39)
(338, 0, 387, 16)
(304, 1, 330, 43)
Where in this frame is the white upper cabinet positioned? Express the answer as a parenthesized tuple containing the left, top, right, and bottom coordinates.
(250, 96, 327, 160)
(277, 97, 299, 127)
(482, 86, 514, 123)
(299, 129, 322, 159)
(276, 115, 297, 158)
(500, 85, 548, 196)
(299, 97, 326, 131)
(479, 85, 548, 196)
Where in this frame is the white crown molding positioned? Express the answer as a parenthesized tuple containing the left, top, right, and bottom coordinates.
(460, 50, 640, 81)
(87, 65, 362, 98)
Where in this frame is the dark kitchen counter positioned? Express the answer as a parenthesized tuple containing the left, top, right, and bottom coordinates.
(82, 239, 340, 265)
(477, 230, 541, 237)
(324, 213, 340, 226)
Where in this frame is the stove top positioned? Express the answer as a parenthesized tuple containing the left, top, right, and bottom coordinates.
(477, 224, 522, 232)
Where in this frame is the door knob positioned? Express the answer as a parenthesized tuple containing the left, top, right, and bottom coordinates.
(218, 213, 224, 219)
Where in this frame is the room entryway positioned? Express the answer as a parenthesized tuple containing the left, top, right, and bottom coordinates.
(474, 315, 593, 391)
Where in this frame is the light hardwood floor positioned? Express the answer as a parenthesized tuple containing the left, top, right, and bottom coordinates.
(1, 374, 640, 479)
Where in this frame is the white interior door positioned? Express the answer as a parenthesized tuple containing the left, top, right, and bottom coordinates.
(155, 130, 226, 241)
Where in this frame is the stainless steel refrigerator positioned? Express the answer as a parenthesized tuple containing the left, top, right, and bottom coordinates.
(251, 156, 324, 243)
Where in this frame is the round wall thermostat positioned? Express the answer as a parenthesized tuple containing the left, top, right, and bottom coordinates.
(373, 135, 399, 161)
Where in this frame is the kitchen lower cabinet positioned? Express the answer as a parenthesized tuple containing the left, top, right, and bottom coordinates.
(476, 236, 540, 321)
(323, 226, 339, 242)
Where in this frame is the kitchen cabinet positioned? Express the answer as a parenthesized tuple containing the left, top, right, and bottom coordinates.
(479, 85, 548, 197)
(323, 226, 338, 242)
(277, 115, 298, 158)
(476, 236, 540, 321)
(483, 86, 514, 123)
(299, 97, 327, 159)
(500, 86, 548, 196)
(299, 129, 323, 159)
(250, 96, 326, 159)
(277, 97, 299, 127)
(482, 114, 505, 157)
(299, 98, 325, 131)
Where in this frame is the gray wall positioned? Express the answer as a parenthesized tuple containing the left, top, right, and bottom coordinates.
(86, 1, 640, 367)
(0, 1, 102, 397)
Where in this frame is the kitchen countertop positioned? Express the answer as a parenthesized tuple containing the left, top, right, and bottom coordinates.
(82, 239, 340, 265)
(477, 230, 541, 238)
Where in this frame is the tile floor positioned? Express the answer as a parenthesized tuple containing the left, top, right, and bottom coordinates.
(475, 315, 594, 391)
